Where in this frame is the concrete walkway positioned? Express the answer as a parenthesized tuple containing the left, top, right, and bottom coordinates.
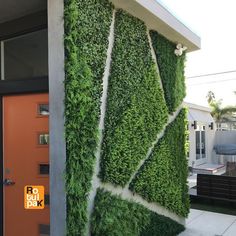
(179, 209, 236, 236)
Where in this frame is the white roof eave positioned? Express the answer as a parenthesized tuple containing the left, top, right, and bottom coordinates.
(184, 102, 212, 112)
(110, 0, 201, 52)
(188, 109, 214, 123)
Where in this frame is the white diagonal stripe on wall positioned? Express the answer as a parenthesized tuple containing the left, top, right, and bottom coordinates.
(94, 104, 186, 227)
(147, 29, 164, 92)
(86, 9, 116, 236)
(87, 10, 186, 234)
(125, 103, 184, 189)
(99, 181, 185, 225)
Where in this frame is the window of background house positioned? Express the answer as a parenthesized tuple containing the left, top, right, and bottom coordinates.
(1, 29, 48, 80)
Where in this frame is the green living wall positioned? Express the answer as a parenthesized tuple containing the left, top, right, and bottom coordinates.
(150, 31, 186, 114)
(64, 0, 189, 235)
(91, 189, 184, 236)
(64, 0, 113, 235)
(100, 10, 168, 187)
(130, 109, 190, 217)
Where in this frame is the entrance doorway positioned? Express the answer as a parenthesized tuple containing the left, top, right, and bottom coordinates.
(195, 124, 207, 165)
(3, 93, 49, 236)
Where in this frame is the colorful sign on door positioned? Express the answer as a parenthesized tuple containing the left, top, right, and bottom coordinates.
(24, 186, 45, 209)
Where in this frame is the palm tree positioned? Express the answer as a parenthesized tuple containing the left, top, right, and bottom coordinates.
(206, 91, 236, 127)
(206, 91, 215, 104)
(210, 102, 236, 122)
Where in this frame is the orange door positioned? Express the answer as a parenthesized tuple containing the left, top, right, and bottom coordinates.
(3, 94, 50, 236)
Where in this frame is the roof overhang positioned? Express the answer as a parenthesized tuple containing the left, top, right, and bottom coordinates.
(184, 102, 212, 112)
(184, 103, 214, 123)
(110, 0, 201, 52)
(187, 109, 214, 123)
(0, 0, 46, 24)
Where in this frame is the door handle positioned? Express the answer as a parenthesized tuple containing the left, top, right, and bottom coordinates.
(3, 178, 15, 186)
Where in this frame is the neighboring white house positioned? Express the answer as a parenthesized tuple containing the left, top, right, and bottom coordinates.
(185, 102, 215, 167)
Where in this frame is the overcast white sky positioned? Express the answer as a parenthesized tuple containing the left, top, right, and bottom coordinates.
(157, 0, 236, 107)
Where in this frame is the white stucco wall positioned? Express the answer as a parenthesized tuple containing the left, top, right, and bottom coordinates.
(188, 124, 216, 166)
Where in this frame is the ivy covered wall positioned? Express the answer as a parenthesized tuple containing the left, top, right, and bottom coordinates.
(64, 0, 189, 235)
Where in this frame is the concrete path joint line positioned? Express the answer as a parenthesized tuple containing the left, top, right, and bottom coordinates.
(222, 218, 236, 235)
(186, 211, 205, 225)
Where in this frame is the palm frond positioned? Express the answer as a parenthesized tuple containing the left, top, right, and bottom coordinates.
(221, 106, 236, 114)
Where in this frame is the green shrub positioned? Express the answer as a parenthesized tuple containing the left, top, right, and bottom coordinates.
(150, 31, 186, 113)
(91, 189, 185, 236)
(130, 109, 190, 217)
(100, 10, 168, 186)
(64, 0, 113, 235)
